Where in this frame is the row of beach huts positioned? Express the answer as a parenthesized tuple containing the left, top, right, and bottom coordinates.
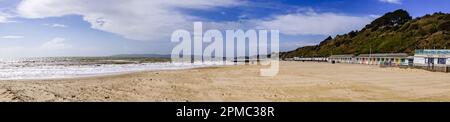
(288, 49, 450, 73)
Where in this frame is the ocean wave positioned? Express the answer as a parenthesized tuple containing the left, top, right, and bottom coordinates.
(0, 57, 232, 80)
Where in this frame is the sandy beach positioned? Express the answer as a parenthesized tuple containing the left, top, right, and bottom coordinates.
(1, 61, 450, 102)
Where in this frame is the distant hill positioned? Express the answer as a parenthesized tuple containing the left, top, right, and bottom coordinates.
(110, 54, 171, 58)
(281, 9, 450, 59)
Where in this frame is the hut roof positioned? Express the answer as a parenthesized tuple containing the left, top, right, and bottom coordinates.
(356, 53, 408, 58)
(329, 54, 355, 58)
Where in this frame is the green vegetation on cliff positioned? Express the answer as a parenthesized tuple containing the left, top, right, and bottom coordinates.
(281, 9, 450, 58)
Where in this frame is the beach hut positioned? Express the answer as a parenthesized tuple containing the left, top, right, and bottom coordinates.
(329, 54, 355, 64)
(293, 57, 328, 62)
(356, 53, 409, 66)
(403, 56, 415, 66)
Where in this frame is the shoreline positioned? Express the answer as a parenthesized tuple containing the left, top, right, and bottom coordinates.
(1, 64, 231, 81)
(21, 65, 226, 82)
(2, 61, 450, 102)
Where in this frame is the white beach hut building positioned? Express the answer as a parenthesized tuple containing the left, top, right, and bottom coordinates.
(413, 49, 450, 67)
(328, 54, 355, 64)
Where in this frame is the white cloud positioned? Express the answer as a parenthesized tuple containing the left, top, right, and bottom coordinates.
(0, 10, 18, 23)
(369, 14, 381, 19)
(379, 0, 402, 4)
(40, 37, 72, 50)
(45, 23, 67, 28)
(254, 12, 373, 36)
(0, 15, 7, 23)
(1, 35, 24, 39)
(16, 0, 373, 41)
(17, 0, 243, 41)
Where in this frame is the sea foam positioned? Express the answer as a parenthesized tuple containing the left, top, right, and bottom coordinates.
(0, 57, 230, 80)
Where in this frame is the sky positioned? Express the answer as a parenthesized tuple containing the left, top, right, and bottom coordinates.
(0, 0, 449, 57)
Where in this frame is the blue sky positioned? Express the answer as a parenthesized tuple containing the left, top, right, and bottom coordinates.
(0, 0, 449, 57)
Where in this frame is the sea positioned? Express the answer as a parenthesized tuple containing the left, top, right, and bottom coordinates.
(0, 57, 227, 80)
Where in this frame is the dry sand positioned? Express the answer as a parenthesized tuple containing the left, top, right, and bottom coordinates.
(1, 61, 450, 102)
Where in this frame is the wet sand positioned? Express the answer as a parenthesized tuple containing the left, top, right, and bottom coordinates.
(1, 61, 450, 102)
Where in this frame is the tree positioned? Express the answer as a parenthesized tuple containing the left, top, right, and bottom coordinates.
(319, 36, 333, 46)
(348, 30, 358, 38)
(366, 9, 412, 29)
